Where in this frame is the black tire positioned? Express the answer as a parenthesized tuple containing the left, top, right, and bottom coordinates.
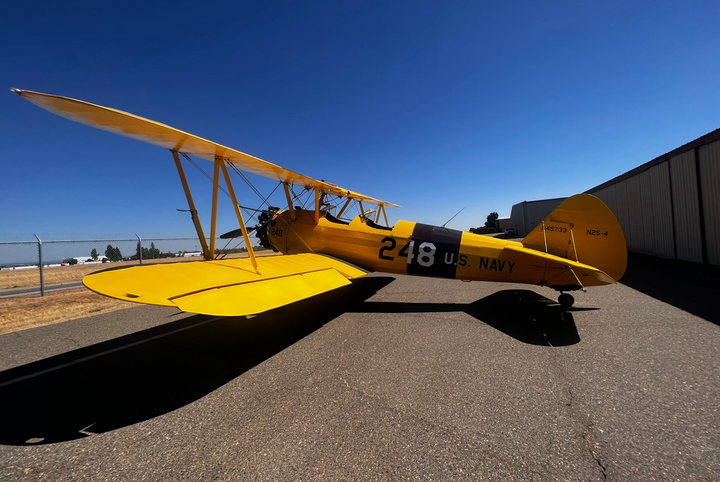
(558, 293, 574, 307)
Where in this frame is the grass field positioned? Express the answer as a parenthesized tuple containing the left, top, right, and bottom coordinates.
(0, 251, 281, 336)
(0, 288, 131, 336)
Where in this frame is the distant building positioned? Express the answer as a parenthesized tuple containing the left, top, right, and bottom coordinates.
(69, 256, 108, 264)
(509, 198, 567, 237)
(496, 217, 512, 231)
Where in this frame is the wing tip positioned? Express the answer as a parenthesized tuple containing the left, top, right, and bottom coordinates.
(10, 88, 22, 96)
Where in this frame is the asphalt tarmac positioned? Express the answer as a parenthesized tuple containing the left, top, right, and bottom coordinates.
(0, 255, 718, 481)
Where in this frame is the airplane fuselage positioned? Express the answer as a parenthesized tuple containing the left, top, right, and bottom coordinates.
(266, 210, 605, 290)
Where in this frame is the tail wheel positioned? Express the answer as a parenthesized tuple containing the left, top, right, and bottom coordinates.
(558, 293, 574, 307)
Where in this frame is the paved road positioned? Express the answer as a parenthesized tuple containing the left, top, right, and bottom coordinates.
(0, 281, 84, 299)
(0, 256, 718, 481)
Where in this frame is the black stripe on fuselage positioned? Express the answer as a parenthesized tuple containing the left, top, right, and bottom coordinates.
(406, 223, 463, 279)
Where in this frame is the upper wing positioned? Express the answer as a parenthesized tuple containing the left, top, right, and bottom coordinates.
(12, 89, 399, 208)
(84, 253, 366, 317)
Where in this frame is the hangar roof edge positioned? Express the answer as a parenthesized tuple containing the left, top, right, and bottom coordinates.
(514, 197, 567, 206)
(587, 127, 720, 193)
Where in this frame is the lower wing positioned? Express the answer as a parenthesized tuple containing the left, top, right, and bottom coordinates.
(84, 253, 366, 317)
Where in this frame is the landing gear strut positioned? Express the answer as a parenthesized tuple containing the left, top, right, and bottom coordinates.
(558, 293, 574, 307)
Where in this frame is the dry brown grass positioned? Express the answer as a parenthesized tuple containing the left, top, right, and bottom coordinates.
(0, 288, 133, 336)
(0, 250, 280, 290)
(0, 250, 282, 335)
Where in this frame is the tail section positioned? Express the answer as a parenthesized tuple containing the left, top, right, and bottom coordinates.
(522, 194, 627, 282)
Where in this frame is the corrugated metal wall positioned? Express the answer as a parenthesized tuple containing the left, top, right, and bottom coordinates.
(589, 128, 720, 266)
(699, 140, 720, 265)
(593, 164, 674, 258)
(645, 163, 675, 259)
(509, 203, 525, 236)
(670, 151, 703, 262)
(622, 176, 647, 252)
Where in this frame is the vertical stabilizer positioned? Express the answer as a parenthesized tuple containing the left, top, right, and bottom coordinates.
(522, 194, 627, 281)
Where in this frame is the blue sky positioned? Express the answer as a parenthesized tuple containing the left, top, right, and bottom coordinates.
(2, 0, 719, 241)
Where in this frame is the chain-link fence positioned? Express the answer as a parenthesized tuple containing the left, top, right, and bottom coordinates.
(0, 236, 256, 295)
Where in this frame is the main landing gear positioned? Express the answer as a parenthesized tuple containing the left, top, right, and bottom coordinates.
(551, 285, 582, 308)
(558, 293, 575, 307)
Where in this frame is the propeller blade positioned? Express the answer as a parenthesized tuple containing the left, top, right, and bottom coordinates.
(219, 226, 257, 239)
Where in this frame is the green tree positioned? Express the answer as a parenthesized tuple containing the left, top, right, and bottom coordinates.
(130, 242, 174, 260)
(91, 248, 98, 261)
(105, 244, 123, 262)
(149, 242, 160, 259)
(484, 212, 499, 229)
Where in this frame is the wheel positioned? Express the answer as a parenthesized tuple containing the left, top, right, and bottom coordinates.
(558, 293, 574, 307)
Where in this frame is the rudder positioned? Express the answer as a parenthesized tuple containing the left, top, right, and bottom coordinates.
(522, 194, 627, 282)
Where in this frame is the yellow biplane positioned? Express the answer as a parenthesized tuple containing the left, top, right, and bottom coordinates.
(13, 89, 627, 315)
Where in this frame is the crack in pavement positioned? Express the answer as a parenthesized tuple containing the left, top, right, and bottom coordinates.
(546, 339, 608, 481)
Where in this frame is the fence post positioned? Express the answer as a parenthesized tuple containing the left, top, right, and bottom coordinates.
(34, 234, 44, 297)
(135, 233, 142, 265)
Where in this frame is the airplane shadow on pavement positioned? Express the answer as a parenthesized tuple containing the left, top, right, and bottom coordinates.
(0, 277, 394, 446)
(0, 279, 587, 446)
(352, 289, 588, 347)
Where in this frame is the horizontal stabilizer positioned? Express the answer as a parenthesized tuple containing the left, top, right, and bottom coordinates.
(502, 245, 616, 287)
(83, 254, 366, 316)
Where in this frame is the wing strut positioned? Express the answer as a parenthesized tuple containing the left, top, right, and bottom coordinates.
(172, 150, 212, 261)
(337, 198, 352, 218)
(209, 158, 221, 257)
(218, 157, 259, 273)
(283, 183, 296, 221)
(314, 189, 320, 223)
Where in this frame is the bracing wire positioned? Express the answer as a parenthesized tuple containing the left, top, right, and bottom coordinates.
(182, 153, 230, 198)
(229, 162, 267, 204)
(181, 153, 277, 224)
(289, 185, 314, 211)
(179, 152, 290, 259)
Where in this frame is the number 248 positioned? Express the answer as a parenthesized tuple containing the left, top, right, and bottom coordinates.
(378, 237, 436, 267)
